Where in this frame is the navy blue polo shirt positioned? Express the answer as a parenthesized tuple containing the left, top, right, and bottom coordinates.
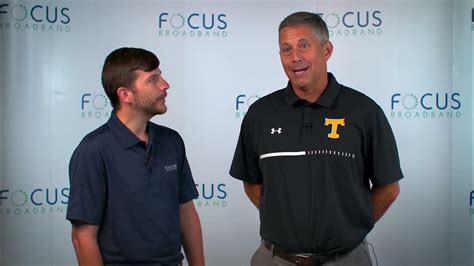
(67, 112, 198, 265)
(230, 73, 403, 255)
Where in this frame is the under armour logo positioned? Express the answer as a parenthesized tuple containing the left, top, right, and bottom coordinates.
(271, 128, 282, 134)
(324, 118, 345, 139)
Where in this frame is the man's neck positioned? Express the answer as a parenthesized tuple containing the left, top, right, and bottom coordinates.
(115, 109, 150, 142)
(293, 77, 328, 103)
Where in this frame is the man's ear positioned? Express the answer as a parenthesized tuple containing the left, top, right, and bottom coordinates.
(324, 41, 333, 61)
(117, 87, 133, 105)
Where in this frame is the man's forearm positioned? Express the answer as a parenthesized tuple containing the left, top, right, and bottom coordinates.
(243, 182, 261, 209)
(73, 242, 102, 266)
(180, 201, 205, 266)
(371, 182, 400, 222)
(71, 224, 103, 266)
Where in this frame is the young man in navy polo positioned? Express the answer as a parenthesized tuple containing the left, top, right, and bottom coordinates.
(67, 47, 204, 266)
(230, 12, 403, 266)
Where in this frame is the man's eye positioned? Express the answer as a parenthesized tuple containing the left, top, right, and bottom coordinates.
(300, 43, 309, 49)
(281, 47, 292, 54)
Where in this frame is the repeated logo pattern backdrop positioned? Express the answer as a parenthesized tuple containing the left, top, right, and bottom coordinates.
(0, 0, 472, 265)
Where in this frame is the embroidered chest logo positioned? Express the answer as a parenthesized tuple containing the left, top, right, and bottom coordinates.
(270, 127, 282, 134)
(164, 164, 178, 172)
(324, 118, 345, 139)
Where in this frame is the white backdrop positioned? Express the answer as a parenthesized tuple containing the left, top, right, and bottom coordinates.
(0, 0, 473, 265)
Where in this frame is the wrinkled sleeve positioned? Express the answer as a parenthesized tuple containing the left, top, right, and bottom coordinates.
(66, 141, 107, 225)
(364, 104, 404, 186)
(229, 108, 263, 184)
(177, 135, 199, 204)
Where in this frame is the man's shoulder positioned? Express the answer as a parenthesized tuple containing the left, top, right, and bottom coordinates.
(249, 88, 286, 111)
(70, 123, 111, 163)
(240, 89, 285, 124)
(148, 122, 183, 141)
(339, 85, 380, 109)
(79, 123, 111, 148)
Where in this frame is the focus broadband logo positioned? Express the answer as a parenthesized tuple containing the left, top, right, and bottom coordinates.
(317, 10, 383, 37)
(0, 187, 69, 216)
(235, 94, 260, 119)
(390, 92, 461, 119)
(158, 12, 228, 38)
(0, 3, 71, 32)
(194, 183, 227, 208)
(81, 92, 111, 119)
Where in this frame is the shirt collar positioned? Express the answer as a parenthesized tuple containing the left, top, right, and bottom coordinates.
(107, 112, 158, 149)
(284, 72, 340, 108)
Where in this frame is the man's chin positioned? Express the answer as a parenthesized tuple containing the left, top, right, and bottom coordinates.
(289, 79, 308, 89)
(156, 107, 167, 115)
(145, 108, 167, 117)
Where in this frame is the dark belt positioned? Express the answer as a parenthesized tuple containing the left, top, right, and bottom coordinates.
(263, 240, 336, 266)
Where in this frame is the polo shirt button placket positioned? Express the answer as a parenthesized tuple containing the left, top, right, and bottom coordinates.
(302, 107, 312, 135)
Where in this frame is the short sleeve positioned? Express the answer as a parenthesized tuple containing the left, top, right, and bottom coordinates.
(364, 104, 404, 186)
(66, 141, 107, 225)
(229, 108, 263, 184)
(177, 136, 199, 204)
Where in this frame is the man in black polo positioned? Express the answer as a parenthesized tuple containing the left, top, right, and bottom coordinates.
(230, 12, 402, 266)
(67, 47, 204, 266)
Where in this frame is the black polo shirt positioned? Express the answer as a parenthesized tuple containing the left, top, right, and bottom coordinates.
(67, 112, 198, 265)
(230, 73, 403, 255)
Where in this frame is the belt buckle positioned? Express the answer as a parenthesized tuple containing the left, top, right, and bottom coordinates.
(296, 253, 312, 259)
(295, 253, 316, 266)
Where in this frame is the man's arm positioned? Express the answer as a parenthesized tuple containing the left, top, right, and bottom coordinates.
(371, 181, 400, 222)
(179, 201, 204, 266)
(243, 182, 261, 209)
(71, 221, 103, 266)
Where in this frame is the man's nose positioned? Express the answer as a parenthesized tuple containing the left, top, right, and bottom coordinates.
(291, 49, 303, 62)
(159, 77, 170, 91)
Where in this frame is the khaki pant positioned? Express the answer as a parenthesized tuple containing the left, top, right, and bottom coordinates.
(251, 239, 373, 266)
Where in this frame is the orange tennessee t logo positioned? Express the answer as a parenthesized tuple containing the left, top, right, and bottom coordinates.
(324, 118, 345, 139)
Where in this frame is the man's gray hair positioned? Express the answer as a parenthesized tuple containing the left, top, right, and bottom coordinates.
(279, 11, 329, 44)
